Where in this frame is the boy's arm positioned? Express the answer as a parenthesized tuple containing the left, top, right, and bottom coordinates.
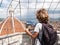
(25, 29, 38, 39)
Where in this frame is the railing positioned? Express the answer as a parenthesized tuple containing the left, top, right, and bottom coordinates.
(0, 32, 32, 45)
(0, 31, 60, 45)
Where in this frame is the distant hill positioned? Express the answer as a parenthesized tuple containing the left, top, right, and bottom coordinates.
(50, 18, 60, 21)
(16, 16, 60, 25)
(0, 18, 4, 21)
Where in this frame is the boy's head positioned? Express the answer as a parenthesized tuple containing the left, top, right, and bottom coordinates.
(36, 8, 49, 23)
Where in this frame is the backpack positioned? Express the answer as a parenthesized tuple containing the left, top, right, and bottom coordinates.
(37, 23, 58, 45)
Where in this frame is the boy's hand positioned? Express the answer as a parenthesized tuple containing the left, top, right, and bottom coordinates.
(25, 28, 29, 32)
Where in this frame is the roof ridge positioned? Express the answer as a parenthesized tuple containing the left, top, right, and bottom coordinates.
(0, 17, 9, 34)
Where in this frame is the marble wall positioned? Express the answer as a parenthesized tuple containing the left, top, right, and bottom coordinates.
(0, 33, 32, 45)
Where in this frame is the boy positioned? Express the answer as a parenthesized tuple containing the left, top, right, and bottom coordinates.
(25, 8, 49, 45)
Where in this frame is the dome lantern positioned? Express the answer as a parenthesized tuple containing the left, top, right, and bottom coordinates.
(9, 5, 14, 17)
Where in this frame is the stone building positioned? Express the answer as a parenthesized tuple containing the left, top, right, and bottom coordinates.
(0, 6, 32, 45)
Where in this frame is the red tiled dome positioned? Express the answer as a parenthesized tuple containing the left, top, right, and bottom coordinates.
(0, 16, 25, 36)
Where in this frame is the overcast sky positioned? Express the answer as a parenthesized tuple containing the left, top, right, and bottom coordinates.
(0, 0, 60, 19)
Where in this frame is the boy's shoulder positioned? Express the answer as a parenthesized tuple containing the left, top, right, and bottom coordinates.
(36, 23, 42, 29)
(36, 23, 42, 26)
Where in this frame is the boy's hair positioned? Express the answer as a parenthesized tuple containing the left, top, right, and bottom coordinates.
(36, 8, 49, 23)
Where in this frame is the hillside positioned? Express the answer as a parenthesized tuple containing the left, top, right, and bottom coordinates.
(0, 18, 4, 21)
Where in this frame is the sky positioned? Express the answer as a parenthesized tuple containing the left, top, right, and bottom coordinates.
(0, 0, 60, 19)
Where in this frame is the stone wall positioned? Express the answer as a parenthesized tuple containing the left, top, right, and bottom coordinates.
(0, 32, 32, 45)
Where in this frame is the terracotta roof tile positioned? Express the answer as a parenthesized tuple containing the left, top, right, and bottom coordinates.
(0, 17, 25, 36)
(14, 18, 25, 32)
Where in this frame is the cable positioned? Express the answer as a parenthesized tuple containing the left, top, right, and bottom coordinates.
(7, 0, 13, 10)
(53, 1, 60, 14)
(48, 0, 53, 11)
(42, 0, 45, 8)
(14, 3, 19, 10)
(35, 0, 37, 10)
(0, 0, 3, 7)
(19, 0, 21, 20)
